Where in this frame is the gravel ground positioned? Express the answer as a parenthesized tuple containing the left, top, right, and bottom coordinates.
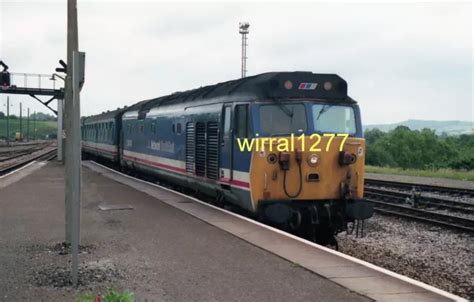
(338, 214, 474, 300)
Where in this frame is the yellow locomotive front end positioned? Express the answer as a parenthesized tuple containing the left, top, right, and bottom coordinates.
(243, 98, 373, 245)
(250, 135, 365, 202)
(249, 135, 372, 244)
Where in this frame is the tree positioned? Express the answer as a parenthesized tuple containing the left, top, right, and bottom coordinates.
(364, 126, 473, 171)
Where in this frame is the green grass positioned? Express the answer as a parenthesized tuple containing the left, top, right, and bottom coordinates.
(77, 289, 134, 302)
(365, 165, 474, 181)
(0, 119, 57, 140)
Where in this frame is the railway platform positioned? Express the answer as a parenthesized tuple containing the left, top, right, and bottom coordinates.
(0, 160, 466, 301)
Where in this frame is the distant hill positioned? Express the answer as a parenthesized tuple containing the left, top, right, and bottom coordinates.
(364, 119, 473, 135)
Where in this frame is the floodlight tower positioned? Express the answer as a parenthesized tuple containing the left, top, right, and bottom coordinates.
(239, 22, 250, 78)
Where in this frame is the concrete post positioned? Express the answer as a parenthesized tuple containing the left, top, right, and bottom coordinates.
(65, 0, 79, 245)
(27, 108, 30, 141)
(57, 99, 63, 161)
(19, 102, 22, 141)
(70, 51, 83, 287)
(6, 96, 10, 145)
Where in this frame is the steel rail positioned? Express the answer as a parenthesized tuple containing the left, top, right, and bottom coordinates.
(365, 178, 474, 198)
(0, 143, 51, 162)
(364, 187, 474, 215)
(366, 198, 474, 233)
(0, 148, 57, 176)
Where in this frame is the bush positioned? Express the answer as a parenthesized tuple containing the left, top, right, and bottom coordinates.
(365, 127, 473, 171)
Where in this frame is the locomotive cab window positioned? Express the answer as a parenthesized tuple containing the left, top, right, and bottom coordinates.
(259, 103, 306, 136)
(312, 104, 356, 134)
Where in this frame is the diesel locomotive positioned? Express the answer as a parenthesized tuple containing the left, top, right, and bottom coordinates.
(82, 72, 373, 245)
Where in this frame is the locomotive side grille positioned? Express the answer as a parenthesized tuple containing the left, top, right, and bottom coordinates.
(206, 122, 219, 180)
(185, 122, 195, 173)
(195, 122, 206, 177)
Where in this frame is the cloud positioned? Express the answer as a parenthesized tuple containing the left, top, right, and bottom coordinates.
(0, 1, 472, 124)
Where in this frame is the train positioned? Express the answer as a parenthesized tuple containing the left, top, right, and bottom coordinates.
(81, 72, 373, 245)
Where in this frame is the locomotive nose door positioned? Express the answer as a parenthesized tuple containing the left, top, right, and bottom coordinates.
(221, 105, 233, 183)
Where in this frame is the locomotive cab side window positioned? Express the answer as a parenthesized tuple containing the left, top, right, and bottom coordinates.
(235, 104, 249, 138)
(176, 123, 182, 134)
(223, 106, 232, 139)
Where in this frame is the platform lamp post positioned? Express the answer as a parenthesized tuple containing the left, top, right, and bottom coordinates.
(239, 22, 250, 78)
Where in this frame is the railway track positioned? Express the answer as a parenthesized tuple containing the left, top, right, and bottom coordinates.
(0, 148, 57, 176)
(366, 197, 474, 233)
(0, 142, 50, 162)
(364, 187, 474, 215)
(364, 181, 474, 233)
(365, 178, 474, 198)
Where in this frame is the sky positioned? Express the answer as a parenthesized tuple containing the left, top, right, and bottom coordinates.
(0, 0, 472, 125)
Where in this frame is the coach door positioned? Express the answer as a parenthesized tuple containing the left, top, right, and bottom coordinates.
(221, 105, 233, 182)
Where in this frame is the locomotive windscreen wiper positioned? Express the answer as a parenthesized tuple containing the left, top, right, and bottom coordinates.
(315, 104, 332, 120)
(273, 99, 293, 117)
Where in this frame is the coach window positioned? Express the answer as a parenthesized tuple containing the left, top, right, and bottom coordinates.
(235, 104, 249, 138)
(176, 123, 182, 134)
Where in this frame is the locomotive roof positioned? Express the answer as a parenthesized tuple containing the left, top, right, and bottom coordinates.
(85, 72, 354, 122)
(138, 72, 351, 113)
(82, 107, 128, 123)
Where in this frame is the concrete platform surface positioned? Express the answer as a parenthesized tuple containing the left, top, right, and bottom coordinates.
(84, 161, 466, 302)
(0, 161, 369, 302)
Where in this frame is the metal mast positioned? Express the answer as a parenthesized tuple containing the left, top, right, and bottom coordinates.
(239, 22, 250, 78)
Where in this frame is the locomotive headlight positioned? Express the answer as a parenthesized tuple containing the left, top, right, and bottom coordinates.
(308, 154, 319, 166)
(323, 81, 332, 91)
(284, 80, 293, 90)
